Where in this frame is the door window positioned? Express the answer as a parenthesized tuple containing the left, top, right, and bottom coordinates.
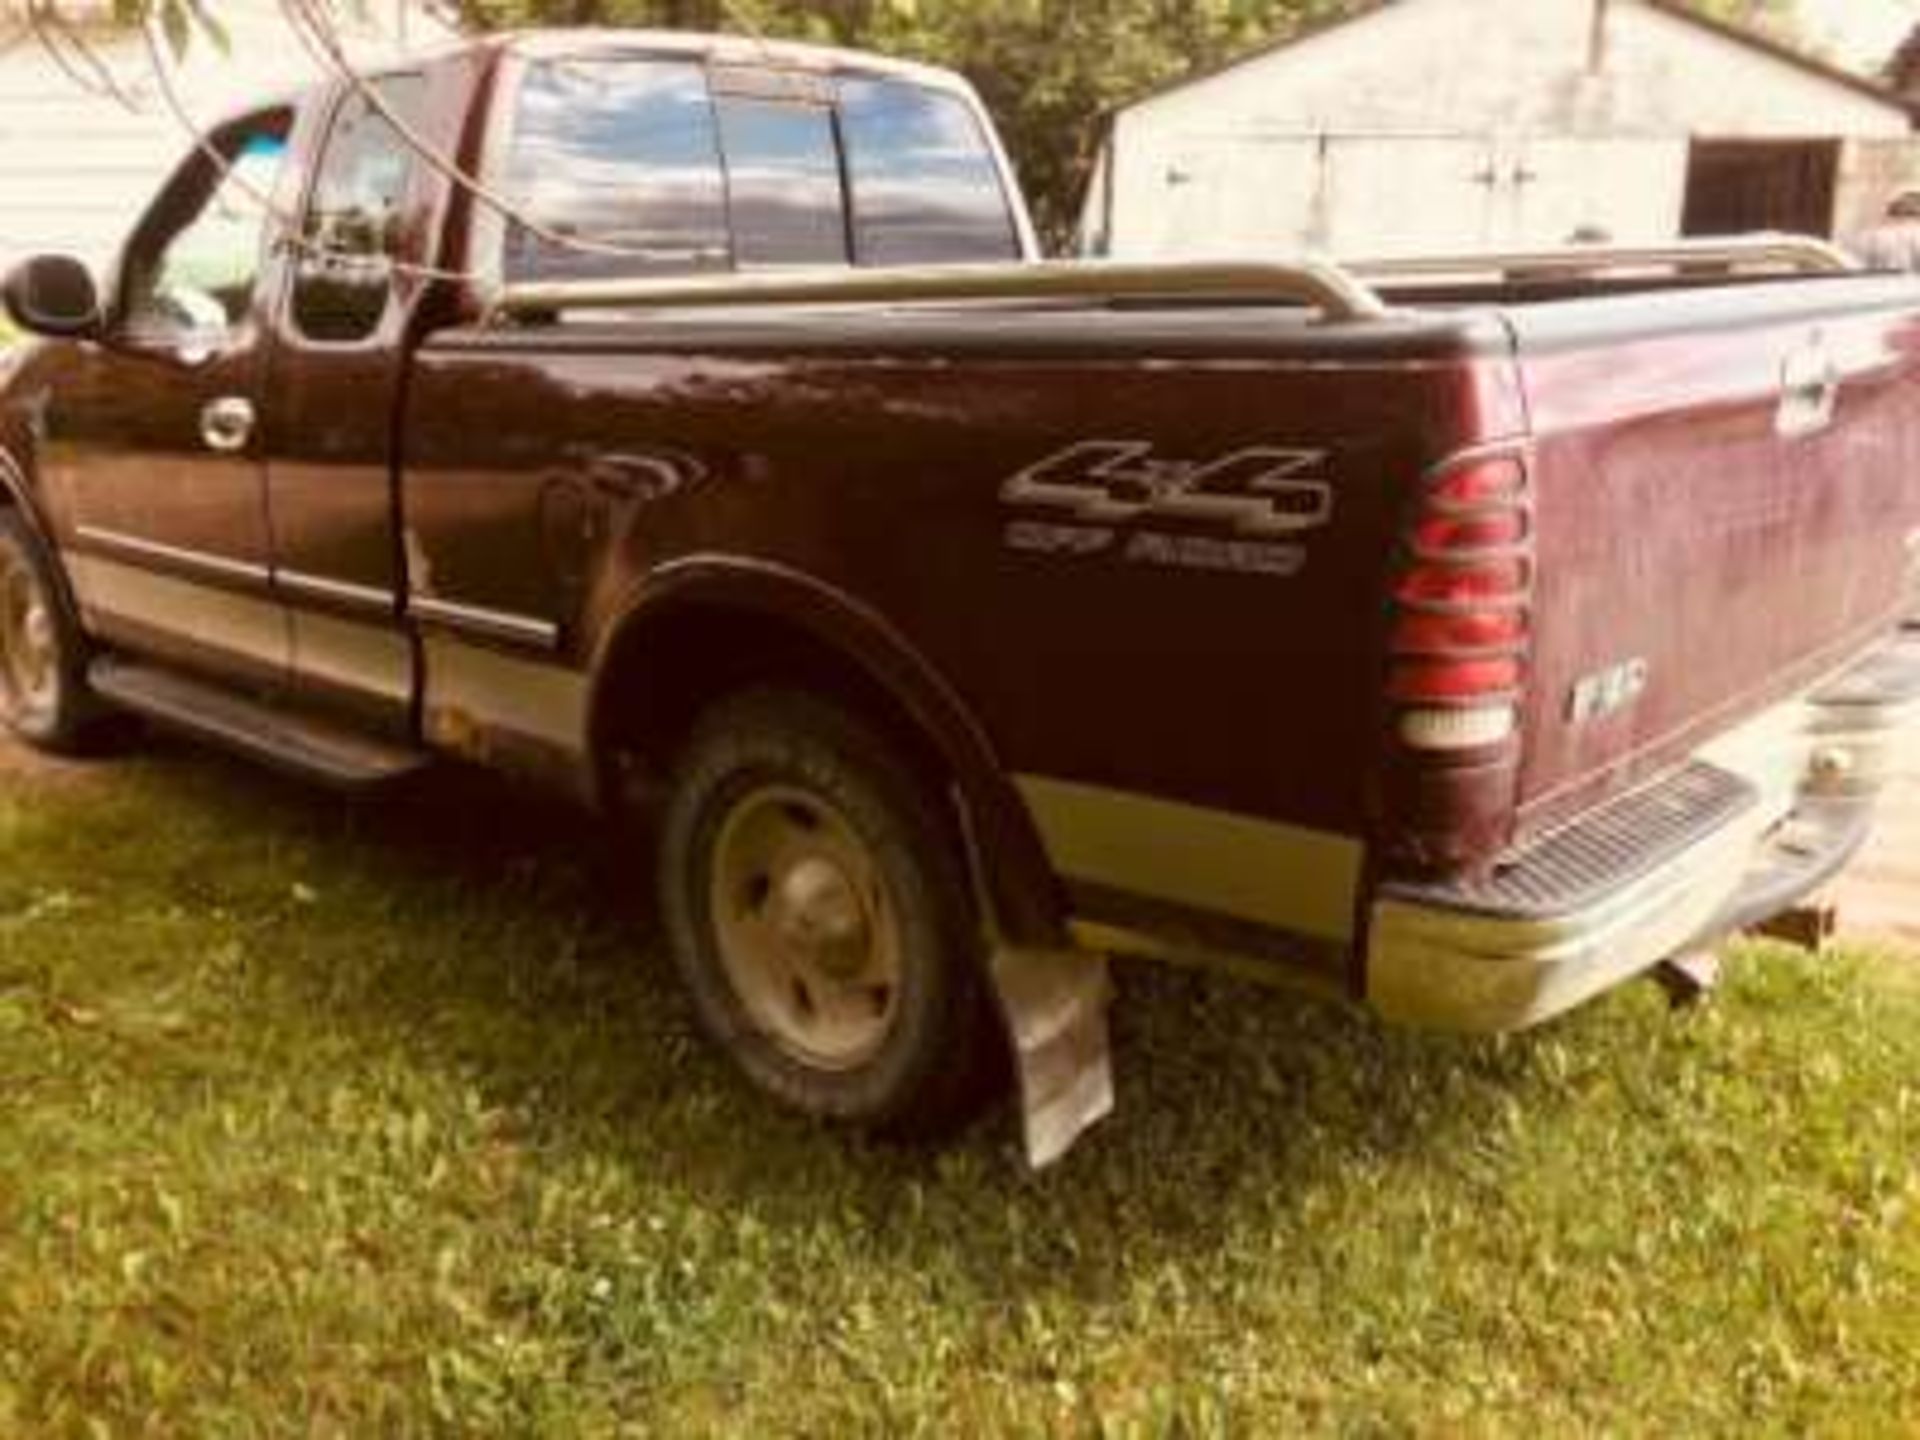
(292, 75, 429, 343)
(502, 59, 731, 283)
(713, 96, 849, 267)
(121, 112, 291, 343)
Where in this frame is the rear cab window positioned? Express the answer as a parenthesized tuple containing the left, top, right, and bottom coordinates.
(496, 51, 1021, 283)
(503, 58, 732, 283)
(837, 77, 1021, 266)
(711, 70, 849, 268)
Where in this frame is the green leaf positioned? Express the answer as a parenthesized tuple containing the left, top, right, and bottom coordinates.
(159, 0, 191, 60)
(185, 0, 233, 55)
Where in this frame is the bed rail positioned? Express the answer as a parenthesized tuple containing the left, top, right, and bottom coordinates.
(491, 258, 1395, 324)
(490, 236, 1862, 326)
(1348, 234, 1860, 284)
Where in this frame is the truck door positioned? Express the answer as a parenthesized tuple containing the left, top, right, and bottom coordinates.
(42, 108, 294, 688)
(263, 74, 428, 737)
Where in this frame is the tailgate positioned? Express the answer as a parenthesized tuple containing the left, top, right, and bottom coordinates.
(1508, 277, 1920, 833)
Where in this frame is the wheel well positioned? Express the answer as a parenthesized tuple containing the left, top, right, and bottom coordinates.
(595, 606, 956, 810)
(592, 602, 1068, 947)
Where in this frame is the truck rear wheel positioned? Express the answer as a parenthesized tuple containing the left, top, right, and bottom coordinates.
(0, 511, 97, 753)
(657, 688, 1002, 1135)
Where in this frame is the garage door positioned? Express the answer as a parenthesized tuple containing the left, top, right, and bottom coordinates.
(1115, 132, 1687, 262)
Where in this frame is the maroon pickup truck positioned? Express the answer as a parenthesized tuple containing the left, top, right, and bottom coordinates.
(2, 30, 1917, 1162)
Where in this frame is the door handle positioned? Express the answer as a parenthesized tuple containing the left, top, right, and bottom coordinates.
(1777, 341, 1840, 440)
(200, 396, 256, 454)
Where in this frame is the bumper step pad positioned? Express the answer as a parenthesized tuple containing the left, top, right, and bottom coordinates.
(1385, 762, 1759, 923)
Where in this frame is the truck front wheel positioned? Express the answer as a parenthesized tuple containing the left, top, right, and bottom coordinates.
(657, 688, 1002, 1136)
(0, 511, 97, 753)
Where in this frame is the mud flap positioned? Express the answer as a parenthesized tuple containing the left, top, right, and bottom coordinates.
(990, 946, 1115, 1169)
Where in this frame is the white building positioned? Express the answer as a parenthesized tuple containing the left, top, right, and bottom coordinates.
(0, 0, 452, 273)
(1080, 0, 1920, 261)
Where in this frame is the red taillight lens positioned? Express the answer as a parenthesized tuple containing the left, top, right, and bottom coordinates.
(1389, 658, 1524, 702)
(1395, 559, 1530, 609)
(1413, 510, 1528, 555)
(1391, 609, 1528, 655)
(1431, 456, 1527, 508)
(1389, 451, 1534, 754)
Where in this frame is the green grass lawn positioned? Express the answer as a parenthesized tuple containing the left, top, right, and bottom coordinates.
(1, 745, 1917, 1436)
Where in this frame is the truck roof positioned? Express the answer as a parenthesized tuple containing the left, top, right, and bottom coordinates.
(489, 27, 972, 94)
(198, 28, 977, 137)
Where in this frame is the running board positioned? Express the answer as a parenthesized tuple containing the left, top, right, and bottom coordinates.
(89, 658, 430, 789)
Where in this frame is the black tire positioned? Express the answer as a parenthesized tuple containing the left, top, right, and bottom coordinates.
(657, 687, 1004, 1136)
(0, 509, 100, 753)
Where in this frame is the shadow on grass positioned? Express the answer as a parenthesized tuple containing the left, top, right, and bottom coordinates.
(33, 738, 1603, 1298)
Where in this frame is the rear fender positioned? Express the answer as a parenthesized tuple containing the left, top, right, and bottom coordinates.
(589, 556, 1068, 948)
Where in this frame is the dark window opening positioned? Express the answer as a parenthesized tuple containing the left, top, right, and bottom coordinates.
(1682, 139, 1841, 240)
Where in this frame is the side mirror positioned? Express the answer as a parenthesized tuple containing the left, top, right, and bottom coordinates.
(2, 255, 101, 340)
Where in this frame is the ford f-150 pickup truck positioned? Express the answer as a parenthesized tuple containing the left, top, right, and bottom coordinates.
(3, 30, 1917, 1164)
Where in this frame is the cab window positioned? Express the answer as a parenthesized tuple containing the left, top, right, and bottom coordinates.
(836, 78, 1020, 266)
(713, 95, 848, 268)
(121, 112, 291, 342)
(292, 74, 428, 343)
(503, 58, 731, 284)
(497, 58, 1022, 283)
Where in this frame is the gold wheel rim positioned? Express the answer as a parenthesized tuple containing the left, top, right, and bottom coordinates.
(0, 549, 57, 724)
(709, 783, 903, 1072)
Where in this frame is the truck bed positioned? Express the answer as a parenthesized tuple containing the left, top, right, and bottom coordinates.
(454, 237, 1920, 880)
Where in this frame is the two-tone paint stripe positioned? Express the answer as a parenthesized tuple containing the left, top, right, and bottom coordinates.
(1013, 774, 1365, 947)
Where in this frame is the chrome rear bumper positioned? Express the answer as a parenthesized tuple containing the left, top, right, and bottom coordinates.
(1368, 630, 1917, 1034)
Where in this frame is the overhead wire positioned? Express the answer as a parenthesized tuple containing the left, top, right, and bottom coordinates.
(136, 11, 479, 284)
(29, 0, 844, 293)
(279, 0, 763, 264)
(26, 0, 144, 111)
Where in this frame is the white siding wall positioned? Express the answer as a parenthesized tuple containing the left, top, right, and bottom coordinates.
(1094, 0, 1914, 260)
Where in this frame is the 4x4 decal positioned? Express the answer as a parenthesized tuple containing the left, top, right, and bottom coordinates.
(1002, 441, 1335, 536)
(999, 441, 1336, 578)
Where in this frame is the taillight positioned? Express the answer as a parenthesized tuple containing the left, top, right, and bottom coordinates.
(1395, 559, 1530, 609)
(1389, 452, 1533, 754)
(1411, 511, 1528, 555)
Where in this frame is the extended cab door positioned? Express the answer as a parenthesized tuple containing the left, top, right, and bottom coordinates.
(264, 74, 429, 735)
(42, 108, 294, 688)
